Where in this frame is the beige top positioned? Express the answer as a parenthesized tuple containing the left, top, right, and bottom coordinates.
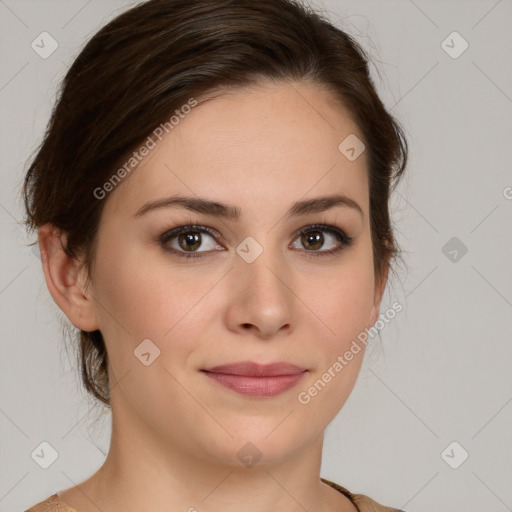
(24, 478, 405, 512)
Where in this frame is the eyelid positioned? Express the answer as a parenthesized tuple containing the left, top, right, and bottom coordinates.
(158, 223, 224, 256)
(159, 223, 221, 242)
(292, 223, 351, 243)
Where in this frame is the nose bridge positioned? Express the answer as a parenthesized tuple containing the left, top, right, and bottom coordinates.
(227, 235, 294, 336)
(235, 237, 287, 299)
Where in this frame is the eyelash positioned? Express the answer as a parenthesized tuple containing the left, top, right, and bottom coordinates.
(158, 221, 354, 260)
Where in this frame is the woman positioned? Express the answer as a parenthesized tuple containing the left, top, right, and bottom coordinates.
(23, 0, 408, 510)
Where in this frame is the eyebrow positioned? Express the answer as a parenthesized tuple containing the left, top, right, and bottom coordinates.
(134, 193, 364, 220)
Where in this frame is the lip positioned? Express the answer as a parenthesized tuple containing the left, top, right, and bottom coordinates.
(201, 361, 308, 397)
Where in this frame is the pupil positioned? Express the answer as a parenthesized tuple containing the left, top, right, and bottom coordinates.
(179, 232, 201, 251)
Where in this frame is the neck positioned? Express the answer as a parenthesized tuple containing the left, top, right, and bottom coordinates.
(59, 394, 356, 512)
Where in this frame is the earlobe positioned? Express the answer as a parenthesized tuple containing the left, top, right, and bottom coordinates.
(37, 224, 99, 332)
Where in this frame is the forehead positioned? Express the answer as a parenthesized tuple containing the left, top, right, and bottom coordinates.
(105, 81, 369, 221)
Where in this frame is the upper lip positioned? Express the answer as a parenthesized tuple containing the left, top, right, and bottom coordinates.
(202, 361, 307, 377)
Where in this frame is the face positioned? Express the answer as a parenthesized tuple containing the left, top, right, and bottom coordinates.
(85, 80, 383, 466)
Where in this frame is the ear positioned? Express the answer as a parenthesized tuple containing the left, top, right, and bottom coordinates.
(37, 224, 99, 332)
(368, 262, 389, 327)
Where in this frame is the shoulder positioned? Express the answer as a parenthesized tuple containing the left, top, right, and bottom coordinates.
(321, 478, 406, 512)
(28, 483, 406, 512)
(25, 493, 76, 512)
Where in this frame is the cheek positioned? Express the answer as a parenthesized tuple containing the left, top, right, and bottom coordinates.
(324, 274, 374, 347)
(289, 245, 374, 406)
(90, 238, 222, 406)
(300, 247, 375, 351)
(92, 242, 210, 432)
(92, 237, 214, 342)
(293, 268, 373, 428)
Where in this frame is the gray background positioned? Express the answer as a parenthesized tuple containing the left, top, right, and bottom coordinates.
(1, 1, 511, 511)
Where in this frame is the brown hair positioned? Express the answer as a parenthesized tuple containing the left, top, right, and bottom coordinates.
(22, 0, 408, 408)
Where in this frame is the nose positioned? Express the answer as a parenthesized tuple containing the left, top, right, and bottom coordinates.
(224, 246, 295, 340)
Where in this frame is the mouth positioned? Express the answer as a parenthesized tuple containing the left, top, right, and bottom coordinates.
(201, 361, 308, 398)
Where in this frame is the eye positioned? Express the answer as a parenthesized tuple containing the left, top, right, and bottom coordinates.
(159, 222, 353, 260)
(159, 224, 224, 259)
(290, 224, 353, 257)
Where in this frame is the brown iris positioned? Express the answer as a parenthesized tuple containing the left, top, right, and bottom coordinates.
(301, 230, 323, 250)
(178, 231, 202, 251)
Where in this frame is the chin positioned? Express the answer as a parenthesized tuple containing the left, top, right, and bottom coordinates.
(200, 420, 320, 469)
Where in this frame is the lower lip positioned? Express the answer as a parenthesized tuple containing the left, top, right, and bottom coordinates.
(202, 371, 307, 397)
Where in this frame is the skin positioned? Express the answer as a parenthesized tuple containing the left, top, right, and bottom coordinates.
(39, 80, 388, 512)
